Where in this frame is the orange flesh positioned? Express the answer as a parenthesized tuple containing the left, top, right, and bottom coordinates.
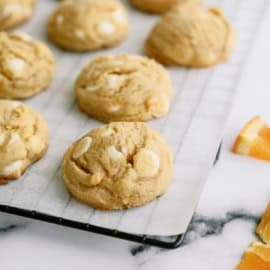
(257, 203, 270, 243)
(248, 136, 270, 161)
(236, 252, 270, 270)
(236, 201, 270, 269)
(233, 117, 270, 161)
(236, 243, 270, 270)
(259, 127, 270, 147)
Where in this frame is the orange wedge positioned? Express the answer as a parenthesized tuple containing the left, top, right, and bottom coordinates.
(236, 242, 270, 270)
(233, 116, 270, 161)
(257, 203, 270, 243)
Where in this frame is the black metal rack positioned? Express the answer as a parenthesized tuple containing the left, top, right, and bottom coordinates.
(0, 205, 184, 249)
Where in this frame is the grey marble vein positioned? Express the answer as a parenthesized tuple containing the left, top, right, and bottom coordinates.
(0, 213, 29, 234)
(130, 211, 259, 258)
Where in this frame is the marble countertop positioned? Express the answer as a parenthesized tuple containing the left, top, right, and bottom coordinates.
(1, 6, 270, 270)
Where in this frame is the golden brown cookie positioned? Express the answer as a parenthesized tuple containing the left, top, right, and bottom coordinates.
(0, 31, 55, 99)
(145, 3, 235, 67)
(76, 54, 172, 122)
(0, 100, 49, 184)
(62, 122, 173, 210)
(129, 0, 197, 14)
(0, 0, 35, 30)
(47, 0, 129, 52)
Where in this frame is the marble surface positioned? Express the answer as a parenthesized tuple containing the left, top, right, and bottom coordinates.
(1, 5, 270, 270)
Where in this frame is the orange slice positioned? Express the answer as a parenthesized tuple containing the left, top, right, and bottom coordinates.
(236, 242, 270, 270)
(257, 203, 270, 243)
(233, 116, 270, 161)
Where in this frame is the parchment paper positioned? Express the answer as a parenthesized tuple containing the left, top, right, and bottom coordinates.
(0, 0, 267, 236)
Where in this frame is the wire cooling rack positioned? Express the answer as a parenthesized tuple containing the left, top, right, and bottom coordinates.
(0, 0, 268, 248)
(0, 145, 221, 249)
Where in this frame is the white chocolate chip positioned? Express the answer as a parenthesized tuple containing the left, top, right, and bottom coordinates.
(3, 4, 31, 17)
(133, 149, 160, 177)
(101, 128, 114, 137)
(121, 147, 128, 155)
(0, 134, 5, 145)
(112, 10, 127, 24)
(108, 104, 120, 112)
(97, 21, 115, 36)
(10, 101, 20, 108)
(2, 160, 23, 176)
(85, 85, 100, 92)
(13, 31, 32, 41)
(75, 29, 85, 39)
(8, 133, 21, 145)
(107, 146, 123, 159)
(56, 15, 64, 24)
(1, 4, 22, 18)
(110, 60, 124, 66)
(5, 58, 26, 75)
(152, 99, 169, 118)
(105, 74, 125, 90)
(72, 136, 92, 159)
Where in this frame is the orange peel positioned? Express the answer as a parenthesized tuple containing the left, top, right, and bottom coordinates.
(257, 203, 270, 243)
(236, 242, 270, 270)
(232, 116, 270, 161)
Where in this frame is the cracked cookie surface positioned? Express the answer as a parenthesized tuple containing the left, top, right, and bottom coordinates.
(0, 100, 49, 184)
(0, 0, 35, 30)
(47, 0, 129, 52)
(145, 3, 235, 67)
(129, 0, 197, 14)
(62, 122, 173, 210)
(76, 54, 172, 122)
(0, 31, 55, 99)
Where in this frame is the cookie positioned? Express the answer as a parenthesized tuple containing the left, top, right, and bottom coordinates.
(47, 0, 129, 52)
(0, 31, 55, 99)
(76, 54, 172, 122)
(129, 0, 197, 14)
(62, 122, 173, 210)
(145, 3, 235, 67)
(0, 100, 49, 184)
(0, 0, 35, 30)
